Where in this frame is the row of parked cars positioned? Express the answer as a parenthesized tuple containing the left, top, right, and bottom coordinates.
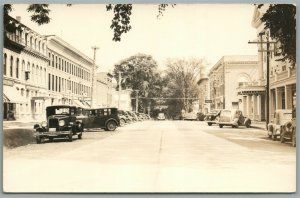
(34, 105, 151, 144)
(204, 108, 296, 147)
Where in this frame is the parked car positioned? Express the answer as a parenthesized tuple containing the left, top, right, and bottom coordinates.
(205, 109, 221, 126)
(173, 114, 182, 120)
(196, 112, 206, 121)
(118, 110, 129, 126)
(80, 108, 120, 131)
(268, 109, 292, 141)
(34, 105, 83, 143)
(183, 111, 198, 120)
(157, 112, 166, 120)
(217, 109, 251, 128)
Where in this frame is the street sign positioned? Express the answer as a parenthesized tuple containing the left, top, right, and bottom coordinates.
(205, 100, 212, 103)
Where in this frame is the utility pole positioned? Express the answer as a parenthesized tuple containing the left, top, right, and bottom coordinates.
(248, 33, 276, 129)
(91, 46, 99, 108)
(118, 71, 122, 109)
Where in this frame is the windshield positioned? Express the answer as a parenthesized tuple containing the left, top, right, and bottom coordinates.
(47, 107, 72, 117)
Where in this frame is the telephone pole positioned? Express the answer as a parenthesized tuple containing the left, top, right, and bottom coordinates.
(118, 71, 122, 109)
(248, 33, 276, 129)
(91, 46, 99, 108)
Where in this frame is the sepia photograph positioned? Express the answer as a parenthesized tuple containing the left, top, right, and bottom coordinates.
(2, 2, 297, 193)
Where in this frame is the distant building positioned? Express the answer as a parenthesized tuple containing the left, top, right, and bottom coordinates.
(3, 16, 48, 120)
(208, 55, 258, 119)
(95, 72, 113, 107)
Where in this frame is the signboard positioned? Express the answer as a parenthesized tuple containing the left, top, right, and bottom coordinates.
(205, 100, 212, 103)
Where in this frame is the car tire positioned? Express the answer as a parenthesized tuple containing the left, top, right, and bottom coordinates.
(272, 133, 277, 141)
(49, 137, 53, 142)
(245, 120, 251, 128)
(36, 136, 41, 144)
(78, 133, 82, 139)
(219, 124, 223, 128)
(68, 132, 73, 142)
(208, 123, 212, 126)
(106, 121, 117, 131)
(120, 119, 125, 127)
(292, 130, 296, 147)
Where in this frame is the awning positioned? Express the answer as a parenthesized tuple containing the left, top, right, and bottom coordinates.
(73, 100, 88, 108)
(237, 85, 266, 95)
(3, 86, 27, 103)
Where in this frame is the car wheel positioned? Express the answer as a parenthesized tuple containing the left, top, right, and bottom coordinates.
(208, 123, 212, 126)
(272, 133, 277, 141)
(68, 132, 73, 142)
(292, 130, 296, 147)
(78, 132, 82, 139)
(219, 124, 223, 128)
(36, 136, 41, 144)
(245, 120, 251, 128)
(120, 119, 125, 127)
(106, 121, 117, 131)
(49, 137, 53, 142)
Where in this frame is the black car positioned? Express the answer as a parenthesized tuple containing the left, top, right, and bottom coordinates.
(204, 109, 221, 126)
(79, 108, 120, 131)
(34, 105, 84, 143)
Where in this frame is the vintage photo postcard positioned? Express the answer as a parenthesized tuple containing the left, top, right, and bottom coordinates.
(2, 3, 296, 193)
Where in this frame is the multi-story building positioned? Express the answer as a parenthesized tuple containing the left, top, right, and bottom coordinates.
(238, 5, 296, 122)
(3, 16, 49, 120)
(208, 56, 258, 118)
(46, 36, 93, 109)
(95, 72, 113, 107)
(254, 5, 296, 117)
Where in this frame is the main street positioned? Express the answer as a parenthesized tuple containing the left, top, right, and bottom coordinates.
(3, 120, 296, 193)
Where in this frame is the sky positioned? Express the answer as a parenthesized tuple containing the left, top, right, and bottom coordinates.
(9, 4, 258, 72)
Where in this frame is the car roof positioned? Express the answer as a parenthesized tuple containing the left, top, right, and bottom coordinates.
(46, 105, 76, 109)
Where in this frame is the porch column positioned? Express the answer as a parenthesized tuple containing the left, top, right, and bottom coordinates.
(253, 95, 258, 121)
(276, 87, 282, 109)
(242, 96, 247, 116)
(285, 85, 293, 109)
(257, 95, 261, 121)
(247, 95, 252, 118)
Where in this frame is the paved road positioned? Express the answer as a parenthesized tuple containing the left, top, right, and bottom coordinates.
(3, 120, 296, 193)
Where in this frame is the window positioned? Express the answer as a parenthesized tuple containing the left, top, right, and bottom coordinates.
(48, 74, 51, 90)
(16, 58, 19, 78)
(282, 65, 286, 72)
(3, 54, 7, 76)
(52, 54, 54, 67)
(10, 56, 13, 77)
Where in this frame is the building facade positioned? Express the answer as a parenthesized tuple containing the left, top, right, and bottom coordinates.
(3, 16, 49, 120)
(238, 5, 296, 122)
(95, 72, 113, 107)
(46, 36, 93, 109)
(209, 56, 258, 118)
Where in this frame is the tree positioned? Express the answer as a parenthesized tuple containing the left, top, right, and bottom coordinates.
(162, 58, 205, 117)
(113, 53, 162, 112)
(4, 4, 175, 42)
(258, 4, 296, 66)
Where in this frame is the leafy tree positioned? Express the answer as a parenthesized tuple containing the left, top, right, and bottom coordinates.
(258, 4, 296, 66)
(113, 53, 162, 112)
(162, 58, 205, 117)
(4, 4, 175, 42)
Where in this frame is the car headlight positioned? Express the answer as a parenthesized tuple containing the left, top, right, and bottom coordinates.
(41, 121, 47, 127)
(59, 120, 65, 127)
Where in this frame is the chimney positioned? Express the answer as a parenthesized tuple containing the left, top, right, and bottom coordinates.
(16, 16, 21, 22)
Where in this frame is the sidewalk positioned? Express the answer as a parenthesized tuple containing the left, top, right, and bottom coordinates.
(2, 119, 43, 129)
(251, 121, 267, 130)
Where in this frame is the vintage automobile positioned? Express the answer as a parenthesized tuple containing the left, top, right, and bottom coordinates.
(80, 108, 120, 131)
(268, 109, 292, 141)
(205, 109, 221, 126)
(217, 109, 251, 128)
(117, 110, 128, 126)
(34, 105, 83, 143)
(196, 112, 206, 121)
(157, 112, 166, 120)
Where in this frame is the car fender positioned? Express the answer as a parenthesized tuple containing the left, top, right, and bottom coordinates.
(105, 118, 118, 127)
(244, 118, 251, 126)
